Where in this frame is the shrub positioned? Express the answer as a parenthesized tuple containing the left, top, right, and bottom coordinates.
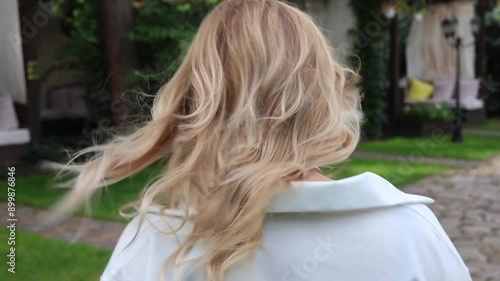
(129, 0, 219, 96)
(402, 102, 455, 120)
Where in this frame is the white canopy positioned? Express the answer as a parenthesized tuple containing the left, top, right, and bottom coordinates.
(406, 2, 476, 81)
(0, 0, 27, 104)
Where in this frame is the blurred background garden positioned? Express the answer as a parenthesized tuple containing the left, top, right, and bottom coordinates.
(0, 0, 500, 280)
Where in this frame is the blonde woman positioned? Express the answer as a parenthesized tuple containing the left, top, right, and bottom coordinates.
(53, 0, 471, 280)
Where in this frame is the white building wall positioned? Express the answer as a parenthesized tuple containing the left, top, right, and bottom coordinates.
(306, 0, 355, 63)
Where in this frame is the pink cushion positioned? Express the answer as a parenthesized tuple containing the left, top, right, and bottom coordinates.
(460, 80, 480, 101)
(0, 95, 19, 130)
(431, 80, 455, 102)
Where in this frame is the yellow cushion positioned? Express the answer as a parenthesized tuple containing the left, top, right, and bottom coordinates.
(407, 78, 434, 100)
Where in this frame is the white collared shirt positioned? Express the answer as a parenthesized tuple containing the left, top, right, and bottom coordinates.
(100, 172, 472, 281)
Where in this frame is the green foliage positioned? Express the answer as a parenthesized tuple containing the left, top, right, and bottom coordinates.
(46, 0, 218, 121)
(485, 6, 500, 46)
(21, 137, 66, 163)
(129, 0, 219, 95)
(403, 102, 454, 121)
(287, 0, 306, 10)
(489, 5, 500, 24)
(46, 0, 111, 121)
(349, 0, 388, 139)
(391, 0, 429, 16)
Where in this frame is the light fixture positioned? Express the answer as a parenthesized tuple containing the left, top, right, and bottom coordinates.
(440, 14, 480, 143)
(470, 15, 481, 36)
(441, 16, 458, 38)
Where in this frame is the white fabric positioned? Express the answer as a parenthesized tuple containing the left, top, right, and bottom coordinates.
(432, 80, 455, 102)
(0, 0, 27, 104)
(441, 98, 484, 110)
(100, 172, 471, 281)
(406, 2, 476, 81)
(0, 128, 30, 145)
(0, 95, 19, 130)
(460, 79, 480, 101)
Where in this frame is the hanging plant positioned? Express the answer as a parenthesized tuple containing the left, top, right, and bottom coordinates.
(488, 5, 500, 24)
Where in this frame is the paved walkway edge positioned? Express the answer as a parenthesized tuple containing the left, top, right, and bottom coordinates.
(352, 151, 483, 168)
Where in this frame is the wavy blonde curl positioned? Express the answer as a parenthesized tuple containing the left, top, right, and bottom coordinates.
(52, 0, 361, 280)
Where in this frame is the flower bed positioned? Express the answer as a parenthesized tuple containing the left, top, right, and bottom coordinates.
(401, 103, 454, 137)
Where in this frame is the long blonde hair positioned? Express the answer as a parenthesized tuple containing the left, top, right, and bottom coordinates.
(53, 0, 360, 280)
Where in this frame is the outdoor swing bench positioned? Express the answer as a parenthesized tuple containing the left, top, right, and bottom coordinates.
(399, 77, 486, 125)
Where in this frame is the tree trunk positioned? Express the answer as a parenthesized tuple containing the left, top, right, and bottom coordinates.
(100, 0, 135, 126)
(20, 0, 41, 142)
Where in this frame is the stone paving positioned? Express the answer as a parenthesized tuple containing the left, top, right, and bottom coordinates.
(464, 129, 500, 137)
(0, 203, 125, 250)
(1, 155, 499, 280)
(405, 155, 500, 281)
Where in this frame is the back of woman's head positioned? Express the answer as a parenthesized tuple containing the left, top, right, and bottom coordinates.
(54, 0, 360, 280)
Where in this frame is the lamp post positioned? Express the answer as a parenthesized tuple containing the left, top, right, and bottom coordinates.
(441, 16, 480, 143)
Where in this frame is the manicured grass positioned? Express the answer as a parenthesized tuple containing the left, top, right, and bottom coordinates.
(469, 118, 500, 131)
(0, 228, 110, 281)
(0, 159, 450, 221)
(323, 158, 450, 187)
(356, 134, 500, 160)
(0, 166, 163, 222)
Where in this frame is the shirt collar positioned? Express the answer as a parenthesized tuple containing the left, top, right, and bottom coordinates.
(267, 172, 433, 213)
(147, 172, 433, 217)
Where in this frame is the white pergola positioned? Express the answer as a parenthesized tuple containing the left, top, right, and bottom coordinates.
(406, 1, 477, 81)
(0, 0, 30, 148)
(0, 0, 26, 104)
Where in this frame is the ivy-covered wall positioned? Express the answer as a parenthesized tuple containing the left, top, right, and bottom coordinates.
(349, 0, 388, 139)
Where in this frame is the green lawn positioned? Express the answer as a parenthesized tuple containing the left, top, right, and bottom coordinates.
(469, 118, 500, 131)
(0, 166, 163, 222)
(323, 158, 450, 187)
(0, 228, 110, 281)
(356, 134, 500, 160)
(0, 159, 450, 221)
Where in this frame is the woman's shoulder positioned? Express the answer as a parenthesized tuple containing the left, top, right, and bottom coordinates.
(263, 203, 472, 280)
(101, 209, 193, 280)
(374, 203, 471, 279)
